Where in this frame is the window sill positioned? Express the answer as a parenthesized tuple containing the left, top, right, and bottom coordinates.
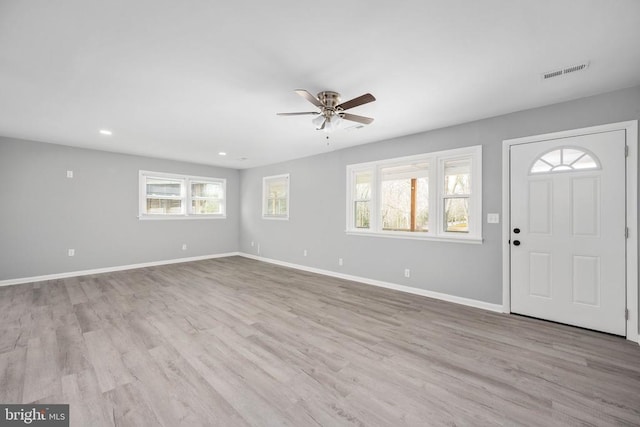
(345, 230, 483, 244)
(262, 216, 289, 221)
(138, 215, 226, 220)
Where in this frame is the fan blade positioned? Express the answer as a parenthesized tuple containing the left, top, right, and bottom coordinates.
(336, 93, 376, 111)
(342, 113, 374, 125)
(276, 112, 320, 116)
(295, 89, 323, 108)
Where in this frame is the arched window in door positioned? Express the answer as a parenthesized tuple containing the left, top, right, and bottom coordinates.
(530, 147, 600, 174)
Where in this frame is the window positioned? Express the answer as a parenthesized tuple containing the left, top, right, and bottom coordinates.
(530, 147, 599, 174)
(139, 171, 226, 219)
(145, 176, 184, 215)
(346, 146, 482, 242)
(354, 170, 372, 228)
(263, 174, 289, 219)
(191, 180, 224, 215)
(380, 163, 429, 232)
(442, 158, 471, 233)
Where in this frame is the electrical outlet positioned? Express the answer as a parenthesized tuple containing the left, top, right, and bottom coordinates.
(338, 258, 343, 266)
(68, 249, 75, 257)
(182, 244, 187, 250)
(66, 170, 74, 178)
(404, 268, 410, 278)
(250, 241, 254, 247)
(303, 249, 308, 257)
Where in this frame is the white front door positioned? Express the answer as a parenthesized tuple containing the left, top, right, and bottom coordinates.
(510, 130, 626, 335)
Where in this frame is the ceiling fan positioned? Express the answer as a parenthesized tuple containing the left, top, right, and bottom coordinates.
(277, 90, 375, 132)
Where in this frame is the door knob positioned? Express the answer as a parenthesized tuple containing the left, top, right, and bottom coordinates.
(513, 228, 521, 234)
(513, 240, 521, 246)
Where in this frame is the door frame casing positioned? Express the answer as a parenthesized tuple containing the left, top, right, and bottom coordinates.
(502, 120, 639, 343)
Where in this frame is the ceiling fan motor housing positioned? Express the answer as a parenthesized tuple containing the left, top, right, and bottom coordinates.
(318, 91, 342, 117)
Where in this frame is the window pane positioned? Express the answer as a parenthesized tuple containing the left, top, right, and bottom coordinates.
(146, 178, 182, 197)
(531, 159, 552, 173)
(192, 181, 222, 198)
(354, 171, 371, 229)
(562, 148, 584, 164)
(444, 159, 470, 195)
(267, 180, 287, 199)
(264, 175, 289, 217)
(192, 199, 222, 214)
(147, 198, 183, 214)
(267, 198, 287, 215)
(382, 178, 411, 230)
(444, 198, 469, 233)
(381, 175, 429, 232)
(354, 201, 370, 228)
(355, 171, 372, 200)
(572, 153, 598, 170)
(540, 149, 562, 167)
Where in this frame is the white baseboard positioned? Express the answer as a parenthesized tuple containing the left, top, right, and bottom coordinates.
(239, 253, 503, 313)
(1, 251, 502, 314)
(0, 252, 241, 287)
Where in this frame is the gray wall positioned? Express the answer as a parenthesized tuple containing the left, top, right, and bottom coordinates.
(240, 85, 640, 305)
(2, 86, 638, 304)
(0, 138, 240, 280)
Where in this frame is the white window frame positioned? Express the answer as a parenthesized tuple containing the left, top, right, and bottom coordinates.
(353, 169, 374, 230)
(262, 173, 290, 220)
(139, 170, 226, 220)
(346, 146, 482, 243)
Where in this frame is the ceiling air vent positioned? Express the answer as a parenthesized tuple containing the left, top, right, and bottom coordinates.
(542, 61, 590, 80)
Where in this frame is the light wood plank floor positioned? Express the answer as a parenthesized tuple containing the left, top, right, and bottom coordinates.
(1, 256, 639, 426)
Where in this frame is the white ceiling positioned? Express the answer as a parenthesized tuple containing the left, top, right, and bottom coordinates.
(1, 1, 639, 169)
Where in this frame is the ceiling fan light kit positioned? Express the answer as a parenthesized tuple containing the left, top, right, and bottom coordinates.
(277, 89, 376, 132)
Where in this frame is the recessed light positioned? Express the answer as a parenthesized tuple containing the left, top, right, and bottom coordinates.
(218, 152, 227, 156)
(99, 129, 112, 136)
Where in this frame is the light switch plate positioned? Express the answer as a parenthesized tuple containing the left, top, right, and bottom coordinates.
(487, 213, 500, 224)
